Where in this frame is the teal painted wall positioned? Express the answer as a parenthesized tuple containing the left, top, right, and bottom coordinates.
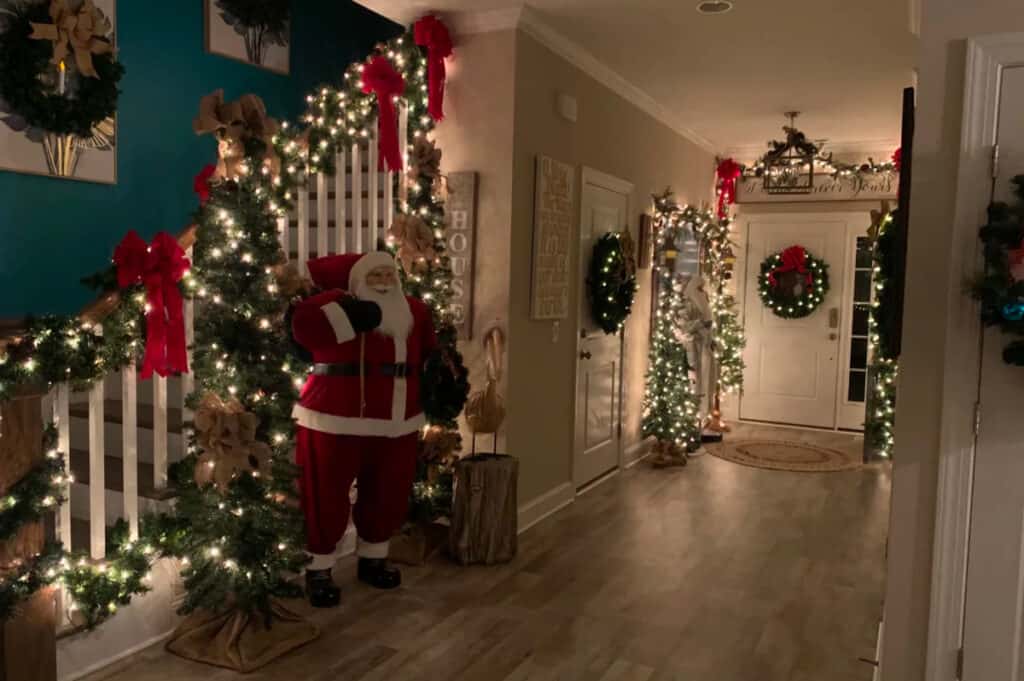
(0, 0, 399, 317)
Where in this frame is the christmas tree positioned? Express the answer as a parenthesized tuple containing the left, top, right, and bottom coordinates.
(642, 257, 702, 457)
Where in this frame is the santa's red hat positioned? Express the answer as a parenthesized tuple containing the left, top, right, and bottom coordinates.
(307, 251, 397, 291)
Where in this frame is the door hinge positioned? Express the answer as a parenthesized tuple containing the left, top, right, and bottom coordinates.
(956, 646, 964, 679)
(973, 402, 982, 437)
(993, 144, 1001, 180)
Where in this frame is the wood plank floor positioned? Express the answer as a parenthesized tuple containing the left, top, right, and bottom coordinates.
(87, 424, 890, 681)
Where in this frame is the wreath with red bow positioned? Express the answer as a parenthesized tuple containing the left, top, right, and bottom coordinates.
(758, 245, 830, 319)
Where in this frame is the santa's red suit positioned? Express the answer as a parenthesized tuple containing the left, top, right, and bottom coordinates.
(291, 251, 436, 567)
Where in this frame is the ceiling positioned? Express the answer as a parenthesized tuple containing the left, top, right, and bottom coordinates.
(358, 0, 918, 159)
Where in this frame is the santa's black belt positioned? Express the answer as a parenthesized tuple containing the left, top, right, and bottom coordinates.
(312, 362, 409, 377)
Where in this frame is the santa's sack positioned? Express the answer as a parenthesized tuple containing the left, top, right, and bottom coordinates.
(449, 454, 518, 565)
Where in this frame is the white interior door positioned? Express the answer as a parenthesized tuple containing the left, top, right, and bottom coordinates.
(962, 64, 1024, 681)
(739, 214, 851, 429)
(574, 169, 631, 488)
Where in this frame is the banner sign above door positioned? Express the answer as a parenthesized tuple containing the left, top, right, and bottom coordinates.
(736, 173, 899, 203)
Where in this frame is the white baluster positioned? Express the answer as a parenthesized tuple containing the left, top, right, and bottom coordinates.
(399, 102, 409, 206)
(121, 365, 138, 540)
(153, 375, 167, 491)
(278, 216, 288, 260)
(297, 172, 309, 275)
(369, 127, 379, 250)
(351, 144, 362, 253)
(335, 151, 347, 254)
(316, 172, 328, 258)
(88, 380, 105, 559)
(54, 383, 72, 549)
(385, 167, 394, 238)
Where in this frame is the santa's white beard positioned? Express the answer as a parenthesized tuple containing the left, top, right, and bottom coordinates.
(354, 281, 413, 339)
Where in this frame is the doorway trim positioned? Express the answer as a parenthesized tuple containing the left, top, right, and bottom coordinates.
(571, 166, 633, 489)
(920, 34, 1024, 681)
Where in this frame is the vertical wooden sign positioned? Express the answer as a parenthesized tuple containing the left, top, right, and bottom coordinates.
(531, 156, 575, 320)
(446, 172, 478, 340)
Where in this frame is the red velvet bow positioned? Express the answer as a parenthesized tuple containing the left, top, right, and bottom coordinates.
(414, 15, 452, 122)
(768, 245, 814, 290)
(114, 230, 191, 379)
(361, 56, 406, 172)
(716, 158, 742, 219)
(193, 164, 216, 205)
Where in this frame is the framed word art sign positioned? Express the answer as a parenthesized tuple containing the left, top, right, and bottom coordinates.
(445, 171, 478, 340)
(531, 155, 575, 320)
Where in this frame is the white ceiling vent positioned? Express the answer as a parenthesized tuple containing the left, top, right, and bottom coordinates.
(696, 1, 734, 14)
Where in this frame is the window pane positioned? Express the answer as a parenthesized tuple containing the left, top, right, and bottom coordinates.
(856, 237, 873, 269)
(850, 338, 868, 370)
(853, 305, 870, 336)
(855, 270, 872, 302)
(848, 370, 866, 403)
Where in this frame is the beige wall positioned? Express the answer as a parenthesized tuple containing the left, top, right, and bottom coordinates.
(506, 30, 715, 502)
(432, 30, 517, 455)
(883, 2, 1024, 679)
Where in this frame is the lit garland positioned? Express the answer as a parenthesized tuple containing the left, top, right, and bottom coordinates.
(587, 232, 637, 334)
(653, 193, 745, 394)
(757, 247, 830, 319)
(642, 198, 703, 454)
(865, 212, 897, 458)
(0, 427, 68, 543)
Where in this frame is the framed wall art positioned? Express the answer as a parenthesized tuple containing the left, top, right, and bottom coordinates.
(205, 0, 290, 74)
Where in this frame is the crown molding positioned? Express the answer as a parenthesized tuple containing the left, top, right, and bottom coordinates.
(512, 6, 718, 155)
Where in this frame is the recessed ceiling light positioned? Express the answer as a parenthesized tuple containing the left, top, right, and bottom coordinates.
(697, 1, 734, 14)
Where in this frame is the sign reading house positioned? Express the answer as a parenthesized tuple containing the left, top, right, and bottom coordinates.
(736, 172, 899, 203)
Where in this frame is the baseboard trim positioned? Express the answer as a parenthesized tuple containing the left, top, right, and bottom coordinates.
(623, 440, 652, 467)
(62, 630, 174, 681)
(517, 482, 575, 535)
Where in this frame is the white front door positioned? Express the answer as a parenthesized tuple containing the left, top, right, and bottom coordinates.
(962, 64, 1024, 681)
(739, 214, 859, 429)
(573, 168, 631, 488)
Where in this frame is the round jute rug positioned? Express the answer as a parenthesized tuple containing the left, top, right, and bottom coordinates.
(707, 439, 862, 473)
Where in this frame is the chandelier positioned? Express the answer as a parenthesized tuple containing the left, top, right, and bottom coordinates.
(761, 112, 827, 195)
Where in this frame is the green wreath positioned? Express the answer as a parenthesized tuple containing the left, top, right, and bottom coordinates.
(588, 232, 637, 334)
(758, 245, 830, 319)
(972, 175, 1024, 365)
(0, 2, 123, 138)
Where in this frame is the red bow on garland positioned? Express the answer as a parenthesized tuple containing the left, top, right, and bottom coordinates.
(361, 56, 406, 172)
(768, 245, 814, 290)
(193, 164, 216, 205)
(716, 158, 741, 219)
(891, 147, 902, 172)
(114, 231, 191, 379)
(414, 15, 452, 122)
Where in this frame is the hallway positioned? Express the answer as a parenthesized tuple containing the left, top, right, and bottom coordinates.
(91, 427, 890, 681)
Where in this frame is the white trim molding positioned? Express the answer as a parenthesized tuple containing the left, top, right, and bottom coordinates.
(517, 482, 575, 534)
(921, 32, 1024, 681)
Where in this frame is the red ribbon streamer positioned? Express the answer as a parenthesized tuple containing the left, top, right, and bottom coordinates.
(414, 15, 452, 122)
(193, 164, 216, 205)
(716, 158, 741, 219)
(361, 56, 406, 172)
(768, 245, 814, 290)
(114, 230, 191, 379)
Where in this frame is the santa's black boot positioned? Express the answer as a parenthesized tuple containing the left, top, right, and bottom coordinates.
(357, 558, 402, 589)
(305, 568, 341, 608)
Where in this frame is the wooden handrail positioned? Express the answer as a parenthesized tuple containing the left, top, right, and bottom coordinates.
(0, 225, 197, 345)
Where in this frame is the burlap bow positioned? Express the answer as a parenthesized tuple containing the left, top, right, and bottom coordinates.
(30, 0, 112, 79)
(389, 213, 436, 274)
(193, 393, 272, 491)
(408, 136, 442, 184)
(272, 262, 314, 298)
(193, 90, 281, 180)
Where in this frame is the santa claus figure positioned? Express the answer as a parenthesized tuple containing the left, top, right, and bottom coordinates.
(290, 251, 436, 607)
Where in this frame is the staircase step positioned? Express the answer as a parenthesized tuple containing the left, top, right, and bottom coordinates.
(70, 399, 185, 434)
(69, 449, 175, 501)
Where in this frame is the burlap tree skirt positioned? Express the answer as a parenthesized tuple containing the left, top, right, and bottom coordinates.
(165, 600, 319, 672)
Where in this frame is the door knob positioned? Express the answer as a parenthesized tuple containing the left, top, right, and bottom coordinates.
(579, 350, 592, 360)
(829, 333, 838, 341)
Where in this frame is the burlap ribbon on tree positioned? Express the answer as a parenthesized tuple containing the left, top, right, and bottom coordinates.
(388, 213, 436, 274)
(193, 90, 280, 180)
(193, 393, 272, 491)
(29, 0, 112, 79)
(272, 262, 314, 299)
(408, 136, 442, 184)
